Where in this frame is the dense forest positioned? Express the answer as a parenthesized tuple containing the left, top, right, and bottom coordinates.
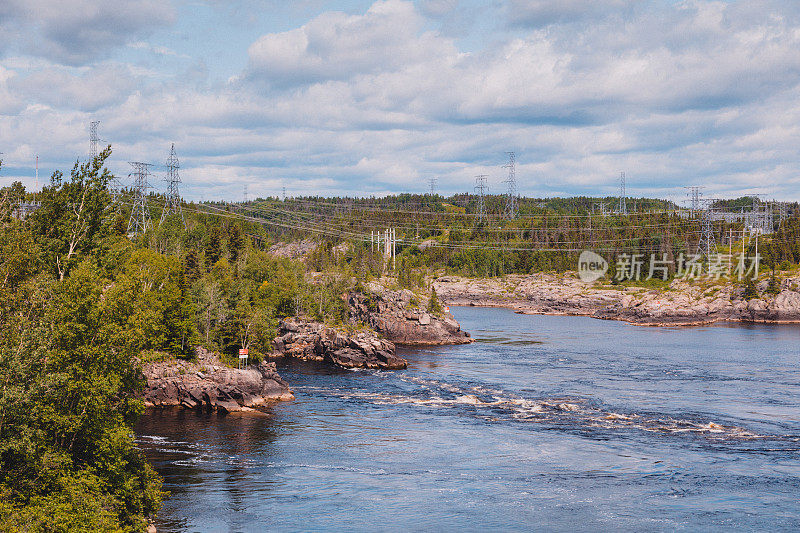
(227, 193, 800, 279)
(1, 150, 798, 530)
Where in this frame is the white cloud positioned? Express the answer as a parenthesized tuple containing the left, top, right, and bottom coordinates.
(0, 0, 176, 65)
(245, 0, 451, 87)
(4, 0, 800, 203)
(9, 63, 139, 112)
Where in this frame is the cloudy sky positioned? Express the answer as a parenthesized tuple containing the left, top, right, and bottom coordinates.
(1, 0, 800, 202)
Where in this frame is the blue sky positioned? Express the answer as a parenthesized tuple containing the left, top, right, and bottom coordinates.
(1, 0, 800, 203)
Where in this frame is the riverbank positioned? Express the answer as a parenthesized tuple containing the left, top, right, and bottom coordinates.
(433, 272, 800, 326)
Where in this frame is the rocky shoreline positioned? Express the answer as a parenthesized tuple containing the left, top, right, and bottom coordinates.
(141, 273, 800, 414)
(142, 347, 294, 413)
(433, 273, 800, 326)
(142, 285, 473, 412)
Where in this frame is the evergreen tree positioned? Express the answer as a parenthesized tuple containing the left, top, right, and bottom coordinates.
(427, 288, 442, 316)
(205, 225, 222, 268)
(228, 223, 244, 263)
(743, 278, 758, 300)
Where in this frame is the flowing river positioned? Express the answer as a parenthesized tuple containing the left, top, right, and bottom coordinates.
(136, 307, 800, 531)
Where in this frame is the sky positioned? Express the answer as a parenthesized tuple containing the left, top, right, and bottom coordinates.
(1, 0, 800, 203)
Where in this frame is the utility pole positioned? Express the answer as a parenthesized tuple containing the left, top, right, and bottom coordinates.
(128, 162, 153, 237)
(778, 201, 788, 227)
(474, 175, 488, 223)
(754, 229, 759, 278)
(729, 227, 733, 258)
(160, 144, 184, 226)
(503, 152, 517, 220)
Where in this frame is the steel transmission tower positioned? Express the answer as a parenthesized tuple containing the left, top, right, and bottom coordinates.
(685, 185, 704, 215)
(160, 144, 184, 225)
(618, 171, 627, 215)
(428, 176, 438, 196)
(474, 175, 488, 223)
(128, 162, 153, 236)
(90, 121, 100, 160)
(503, 152, 517, 220)
(778, 201, 788, 227)
(697, 204, 717, 258)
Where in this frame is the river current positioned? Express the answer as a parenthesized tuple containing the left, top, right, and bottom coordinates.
(136, 307, 800, 531)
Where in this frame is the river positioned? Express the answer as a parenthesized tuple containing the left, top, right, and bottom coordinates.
(136, 307, 800, 531)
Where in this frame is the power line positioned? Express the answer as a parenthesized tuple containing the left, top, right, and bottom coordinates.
(196, 201, 714, 253)
(229, 199, 714, 248)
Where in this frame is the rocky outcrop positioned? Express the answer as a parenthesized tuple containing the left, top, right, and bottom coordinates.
(433, 273, 800, 326)
(142, 347, 294, 412)
(267, 239, 319, 260)
(346, 287, 472, 345)
(273, 318, 407, 369)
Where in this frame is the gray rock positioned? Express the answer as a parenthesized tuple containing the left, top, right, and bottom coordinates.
(346, 291, 472, 346)
(142, 347, 294, 412)
(274, 317, 407, 370)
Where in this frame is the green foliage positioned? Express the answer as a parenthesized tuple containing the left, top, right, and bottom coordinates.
(427, 288, 442, 316)
(29, 148, 115, 280)
(397, 256, 425, 289)
(0, 152, 164, 531)
(767, 273, 781, 295)
(743, 278, 758, 300)
(204, 224, 222, 267)
(0, 258, 163, 530)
